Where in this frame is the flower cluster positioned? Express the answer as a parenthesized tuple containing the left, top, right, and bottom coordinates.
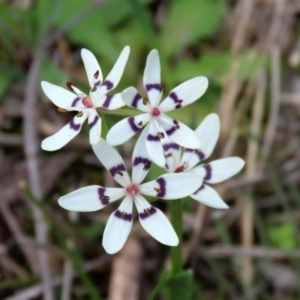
(41, 46, 245, 254)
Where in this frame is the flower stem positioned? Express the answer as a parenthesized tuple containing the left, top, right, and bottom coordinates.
(169, 199, 183, 274)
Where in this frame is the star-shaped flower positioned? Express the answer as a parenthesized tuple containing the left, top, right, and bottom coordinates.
(162, 113, 245, 209)
(58, 129, 203, 254)
(41, 46, 130, 151)
(106, 49, 208, 167)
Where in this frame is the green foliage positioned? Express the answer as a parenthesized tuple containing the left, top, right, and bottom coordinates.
(0, 74, 12, 101)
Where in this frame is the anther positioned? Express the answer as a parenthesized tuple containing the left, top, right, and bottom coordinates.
(121, 212, 127, 218)
(160, 84, 166, 93)
(154, 187, 161, 194)
(94, 70, 99, 79)
(57, 108, 68, 113)
(157, 132, 165, 139)
(101, 196, 110, 201)
(143, 163, 149, 171)
(175, 165, 185, 173)
(165, 152, 173, 158)
(144, 208, 150, 215)
(142, 97, 149, 105)
(66, 82, 76, 91)
(138, 121, 143, 127)
(77, 111, 83, 117)
(91, 86, 97, 92)
(116, 171, 123, 176)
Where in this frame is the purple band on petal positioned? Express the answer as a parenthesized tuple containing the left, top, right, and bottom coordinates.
(98, 188, 109, 205)
(71, 97, 81, 107)
(185, 149, 205, 160)
(95, 80, 101, 87)
(114, 210, 132, 221)
(204, 164, 212, 181)
(166, 120, 179, 136)
(88, 115, 99, 129)
(139, 206, 156, 219)
(163, 143, 180, 152)
(69, 119, 81, 131)
(132, 93, 142, 108)
(194, 184, 205, 195)
(156, 177, 166, 197)
(133, 156, 152, 168)
(102, 95, 113, 108)
(146, 83, 160, 92)
(102, 80, 113, 90)
(109, 164, 126, 177)
(128, 117, 140, 132)
(169, 92, 182, 109)
(147, 134, 160, 141)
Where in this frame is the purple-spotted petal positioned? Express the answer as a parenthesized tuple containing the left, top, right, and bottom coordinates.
(162, 137, 181, 172)
(41, 81, 85, 110)
(143, 49, 161, 107)
(134, 195, 178, 246)
(97, 93, 125, 110)
(41, 113, 88, 151)
(92, 139, 131, 187)
(58, 185, 126, 212)
(88, 111, 101, 145)
(191, 184, 228, 209)
(139, 173, 202, 199)
(121, 87, 148, 112)
(81, 49, 103, 88)
(159, 77, 208, 113)
(192, 157, 245, 184)
(102, 196, 133, 254)
(106, 113, 150, 146)
(159, 115, 201, 149)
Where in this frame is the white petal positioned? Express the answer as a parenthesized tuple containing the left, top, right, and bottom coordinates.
(162, 136, 181, 172)
(102, 196, 133, 254)
(88, 111, 101, 145)
(191, 184, 228, 209)
(139, 173, 202, 199)
(92, 139, 131, 187)
(106, 113, 150, 146)
(134, 195, 178, 246)
(41, 81, 85, 110)
(97, 46, 130, 95)
(81, 48, 103, 88)
(58, 185, 126, 212)
(121, 87, 148, 112)
(181, 113, 220, 171)
(132, 126, 152, 184)
(145, 120, 166, 167)
(143, 49, 161, 107)
(192, 157, 245, 184)
(159, 114, 201, 149)
(99, 93, 125, 110)
(159, 77, 208, 112)
(41, 113, 88, 151)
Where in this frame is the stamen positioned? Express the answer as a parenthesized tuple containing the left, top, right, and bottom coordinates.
(91, 86, 97, 92)
(160, 84, 166, 93)
(82, 96, 93, 108)
(101, 195, 110, 202)
(138, 121, 143, 127)
(144, 208, 150, 215)
(175, 165, 185, 173)
(116, 171, 123, 176)
(154, 187, 161, 194)
(66, 82, 76, 91)
(143, 97, 149, 105)
(157, 132, 165, 139)
(143, 163, 149, 171)
(152, 107, 160, 116)
(165, 152, 173, 158)
(94, 70, 99, 79)
(77, 111, 83, 117)
(57, 108, 68, 113)
(126, 184, 139, 195)
(121, 212, 127, 219)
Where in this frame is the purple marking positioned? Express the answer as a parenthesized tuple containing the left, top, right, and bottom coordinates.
(165, 120, 179, 136)
(133, 157, 152, 168)
(204, 164, 212, 181)
(71, 97, 81, 107)
(155, 177, 166, 197)
(102, 95, 113, 108)
(98, 188, 109, 205)
(163, 143, 180, 152)
(132, 93, 142, 108)
(194, 184, 205, 195)
(169, 92, 182, 109)
(69, 118, 81, 131)
(94, 80, 101, 87)
(185, 149, 205, 160)
(102, 80, 113, 90)
(146, 83, 160, 92)
(128, 117, 140, 132)
(147, 134, 160, 141)
(114, 210, 132, 221)
(139, 206, 156, 219)
(88, 115, 99, 129)
(109, 164, 126, 177)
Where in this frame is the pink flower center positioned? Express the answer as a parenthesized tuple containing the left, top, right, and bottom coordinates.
(126, 184, 139, 195)
(152, 107, 160, 117)
(82, 96, 93, 108)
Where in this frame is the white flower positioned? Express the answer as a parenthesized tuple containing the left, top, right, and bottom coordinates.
(106, 49, 209, 167)
(58, 129, 203, 254)
(162, 113, 245, 209)
(41, 46, 130, 151)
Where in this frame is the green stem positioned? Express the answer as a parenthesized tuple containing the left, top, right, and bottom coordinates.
(169, 199, 183, 274)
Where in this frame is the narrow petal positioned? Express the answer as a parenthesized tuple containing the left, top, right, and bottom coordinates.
(192, 157, 245, 184)
(159, 114, 201, 149)
(41, 81, 85, 110)
(106, 113, 150, 146)
(92, 139, 131, 187)
(162, 137, 181, 173)
(181, 113, 220, 171)
(158, 77, 208, 112)
(139, 173, 202, 199)
(41, 113, 88, 151)
(58, 185, 126, 212)
(121, 87, 148, 112)
(81, 48, 103, 88)
(191, 184, 228, 209)
(97, 46, 130, 95)
(102, 196, 133, 254)
(143, 49, 161, 107)
(88, 111, 101, 145)
(132, 127, 152, 184)
(134, 195, 178, 246)
(98, 93, 125, 110)
(145, 120, 166, 167)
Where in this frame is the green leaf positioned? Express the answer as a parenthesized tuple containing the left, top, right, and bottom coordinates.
(0, 74, 12, 101)
(268, 222, 297, 250)
(40, 57, 67, 87)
